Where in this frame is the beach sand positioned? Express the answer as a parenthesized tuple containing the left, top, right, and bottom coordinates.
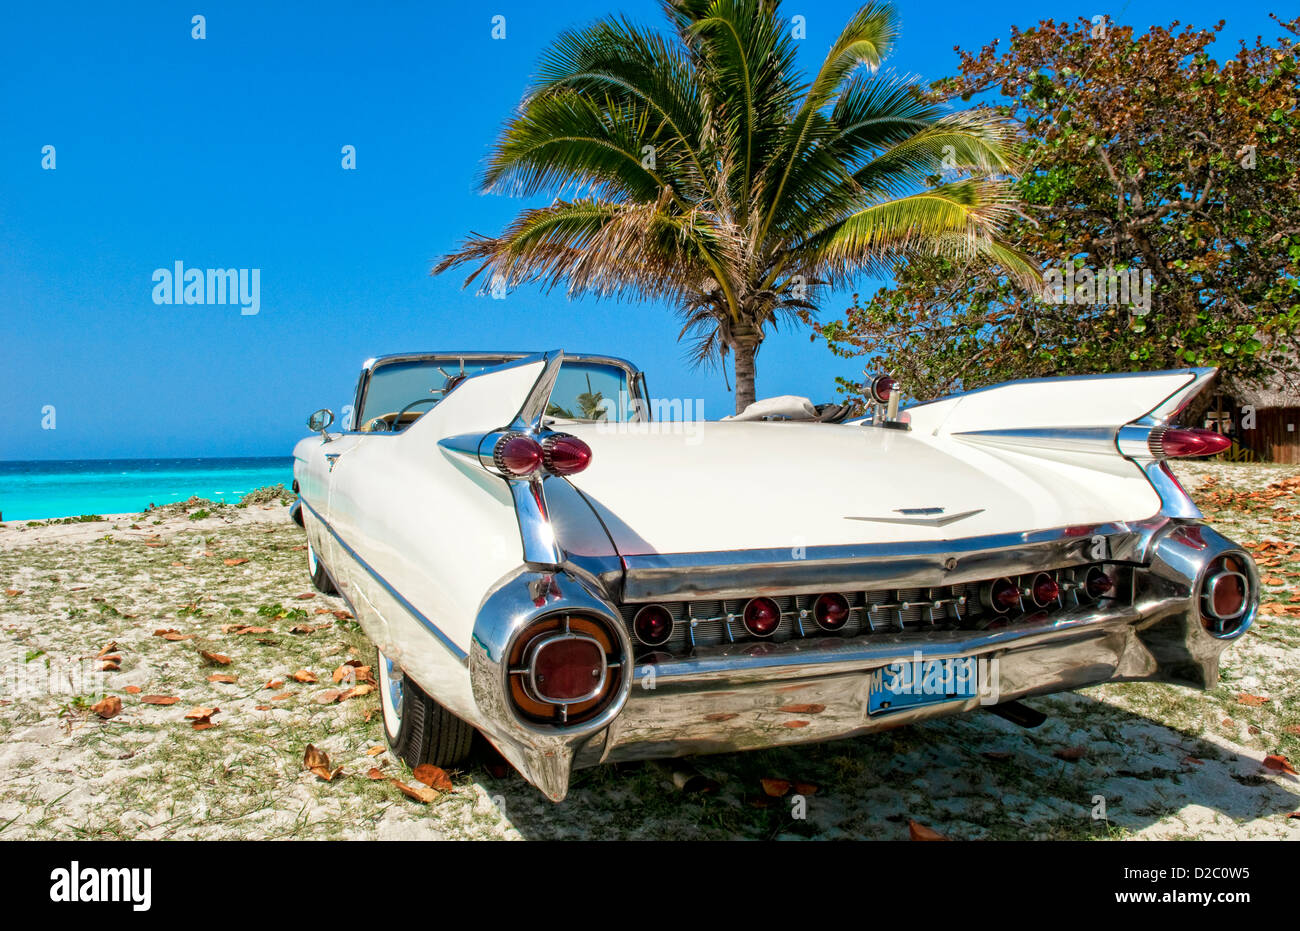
(0, 464, 1296, 840)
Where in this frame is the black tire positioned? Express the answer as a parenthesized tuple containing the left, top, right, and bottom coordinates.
(380, 651, 475, 768)
(306, 538, 337, 595)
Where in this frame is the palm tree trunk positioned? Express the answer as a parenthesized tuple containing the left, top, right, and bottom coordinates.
(731, 330, 760, 414)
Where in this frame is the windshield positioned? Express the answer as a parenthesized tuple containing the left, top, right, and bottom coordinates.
(358, 359, 497, 429)
(546, 361, 640, 423)
(357, 356, 644, 431)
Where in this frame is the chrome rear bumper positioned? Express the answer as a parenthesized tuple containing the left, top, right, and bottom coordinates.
(469, 520, 1258, 801)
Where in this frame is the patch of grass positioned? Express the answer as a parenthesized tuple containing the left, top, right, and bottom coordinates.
(24, 514, 106, 528)
(239, 484, 290, 508)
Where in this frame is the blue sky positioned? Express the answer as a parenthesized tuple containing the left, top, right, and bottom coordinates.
(0, 0, 1286, 460)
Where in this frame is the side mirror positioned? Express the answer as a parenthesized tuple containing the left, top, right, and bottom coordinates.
(307, 408, 335, 437)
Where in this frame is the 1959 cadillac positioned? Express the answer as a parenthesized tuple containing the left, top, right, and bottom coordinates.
(291, 350, 1257, 801)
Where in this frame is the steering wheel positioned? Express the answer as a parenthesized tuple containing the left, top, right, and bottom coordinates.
(366, 398, 439, 433)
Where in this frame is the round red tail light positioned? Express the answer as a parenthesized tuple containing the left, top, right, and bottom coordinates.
(528, 634, 606, 703)
(1201, 554, 1251, 637)
(1149, 427, 1232, 459)
(542, 433, 593, 476)
(982, 577, 1021, 614)
(506, 614, 624, 726)
(632, 604, 674, 646)
(813, 593, 850, 631)
(1030, 572, 1060, 607)
(1084, 566, 1114, 599)
(495, 434, 545, 477)
(742, 597, 781, 637)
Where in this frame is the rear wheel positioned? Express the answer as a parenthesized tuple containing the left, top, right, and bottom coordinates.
(306, 538, 337, 594)
(378, 648, 475, 768)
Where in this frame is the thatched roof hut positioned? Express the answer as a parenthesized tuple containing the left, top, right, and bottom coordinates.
(1221, 369, 1300, 463)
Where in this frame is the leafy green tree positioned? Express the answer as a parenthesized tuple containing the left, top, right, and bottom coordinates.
(818, 15, 1300, 409)
(436, 0, 1032, 412)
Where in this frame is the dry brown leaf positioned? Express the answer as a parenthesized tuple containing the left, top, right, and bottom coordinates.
(290, 669, 317, 683)
(779, 703, 826, 714)
(1263, 754, 1298, 776)
(185, 706, 219, 720)
(1237, 693, 1271, 706)
(3, 589, 22, 597)
(1054, 746, 1087, 762)
(124, 685, 141, 694)
(313, 689, 343, 704)
(295, 592, 316, 600)
(366, 745, 385, 756)
(207, 673, 238, 684)
(303, 744, 329, 769)
(339, 683, 376, 701)
(412, 764, 454, 792)
(793, 781, 819, 795)
(302, 744, 342, 781)
(332, 610, 353, 620)
(367, 767, 388, 780)
(392, 779, 438, 803)
(908, 820, 949, 841)
(141, 695, 179, 705)
(153, 628, 193, 641)
(100, 659, 121, 672)
(270, 692, 293, 701)
(781, 720, 810, 728)
(96, 641, 119, 657)
(199, 650, 232, 666)
(90, 696, 123, 719)
(263, 679, 284, 690)
(223, 558, 249, 566)
(760, 778, 791, 797)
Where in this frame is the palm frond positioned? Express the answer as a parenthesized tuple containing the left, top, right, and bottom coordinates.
(792, 180, 1032, 286)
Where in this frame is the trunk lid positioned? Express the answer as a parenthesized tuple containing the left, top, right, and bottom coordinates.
(560, 421, 1160, 557)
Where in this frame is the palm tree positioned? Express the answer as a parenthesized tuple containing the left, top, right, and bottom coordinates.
(436, 0, 1035, 413)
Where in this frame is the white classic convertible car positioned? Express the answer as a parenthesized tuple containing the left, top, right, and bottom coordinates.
(291, 350, 1257, 800)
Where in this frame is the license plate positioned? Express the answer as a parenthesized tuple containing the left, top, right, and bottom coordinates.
(868, 656, 979, 714)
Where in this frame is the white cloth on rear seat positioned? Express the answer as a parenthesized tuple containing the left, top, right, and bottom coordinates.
(723, 395, 819, 421)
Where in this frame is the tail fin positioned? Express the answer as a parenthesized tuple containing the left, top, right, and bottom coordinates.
(907, 368, 1216, 438)
(908, 368, 1219, 520)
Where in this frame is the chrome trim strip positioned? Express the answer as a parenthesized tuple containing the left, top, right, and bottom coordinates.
(642, 600, 1145, 683)
(1141, 367, 1218, 424)
(1116, 423, 1154, 459)
(1142, 461, 1202, 519)
(510, 350, 565, 432)
(511, 477, 565, 567)
(951, 426, 1119, 455)
(299, 498, 469, 663)
(615, 518, 1169, 602)
(846, 507, 985, 527)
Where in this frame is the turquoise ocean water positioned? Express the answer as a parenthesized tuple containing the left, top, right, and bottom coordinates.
(0, 458, 294, 521)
